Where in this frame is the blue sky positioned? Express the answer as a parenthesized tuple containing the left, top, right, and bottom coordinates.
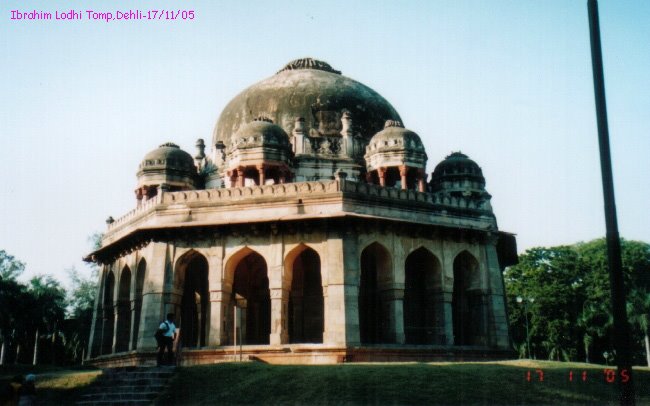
(1, 0, 648, 285)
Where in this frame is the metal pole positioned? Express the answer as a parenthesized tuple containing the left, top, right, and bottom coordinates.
(524, 302, 530, 359)
(233, 306, 237, 362)
(587, 1, 635, 404)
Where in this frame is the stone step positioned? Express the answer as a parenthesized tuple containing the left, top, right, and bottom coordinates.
(75, 366, 175, 406)
(88, 385, 165, 395)
(80, 392, 160, 401)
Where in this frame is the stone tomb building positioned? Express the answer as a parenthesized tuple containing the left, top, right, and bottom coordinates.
(85, 58, 517, 366)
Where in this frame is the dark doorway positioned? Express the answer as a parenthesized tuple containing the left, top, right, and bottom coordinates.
(359, 243, 393, 344)
(404, 248, 440, 344)
(289, 248, 324, 343)
(180, 255, 209, 348)
(232, 252, 270, 345)
(452, 252, 485, 346)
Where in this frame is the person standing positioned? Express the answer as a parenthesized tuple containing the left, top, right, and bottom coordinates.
(157, 313, 177, 366)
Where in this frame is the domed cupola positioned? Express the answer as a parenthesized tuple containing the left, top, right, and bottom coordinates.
(364, 120, 428, 191)
(135, 142, 197, 204)
(430, 152, 493, 210)
(226, 118, 293, 187)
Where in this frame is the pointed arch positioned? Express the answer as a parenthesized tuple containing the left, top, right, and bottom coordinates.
(452, 251, 486, 346)
(132, 258, 147, 349)
(359, 242, 394, 344)
(286, 244, 323, 343)
(115, 266, 132, 352)
(175, 250, 209, 348)
(404, 247, 442, 344)
(101, 270, 116, 355)
(225, 247, 270, 345)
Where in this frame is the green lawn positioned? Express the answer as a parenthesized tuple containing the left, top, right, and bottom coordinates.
(1, 361, 649, 405)
(158, 360, 650, 405)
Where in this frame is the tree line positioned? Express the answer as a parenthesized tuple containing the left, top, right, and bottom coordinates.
(0, 244, 98, 366)
(505, 238, 650, 366)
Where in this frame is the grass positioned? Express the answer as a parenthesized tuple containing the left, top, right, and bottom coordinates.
(158, 360, 650, 405)
(0, 364, 100, 405)
(1, 361, 648, 405)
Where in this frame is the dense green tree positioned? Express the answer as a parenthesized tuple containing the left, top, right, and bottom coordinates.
(506, 239, 650, 365)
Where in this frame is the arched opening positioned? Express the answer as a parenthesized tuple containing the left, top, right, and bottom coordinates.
(404, 248, 441, 344)
(177, 253, 209, 348)
(232, 252, 270, 345)
(101, 271, 115, 355)
(132, 259, 146, 349)
(115, 267, 131, 352)
(288, 247, 323, 343)
(359, 242, 393, 344)
(452, 251, 486, 346)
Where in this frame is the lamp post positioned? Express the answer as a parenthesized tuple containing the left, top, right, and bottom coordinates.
(516, 296, 535, 359)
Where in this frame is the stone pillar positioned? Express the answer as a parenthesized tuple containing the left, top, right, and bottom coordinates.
(87, 266, 106, 359)
(417, 170, 427, 193)
(484, 241, 510, 348)
(323, 231, 360, 346)
(442, 291, 454, 345)
(399, 165, 408, 190)
(129, 299, 137, 351)
(207, 248, 227, 347)
(237, 167, 245, 187)
(111, 306, 119, 354)
(381, 286, 405, 344)
(135, 188, 144, 207)
(293, 117, 306, 155)
(269, 288, 289, 345)
(268, 240, 289, 345)
(136, 243, 169, 350)
(257, 164, 266, 186)
(377, 167, 387, 187)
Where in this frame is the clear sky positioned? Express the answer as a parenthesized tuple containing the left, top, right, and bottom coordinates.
(1, 0, 648, 285)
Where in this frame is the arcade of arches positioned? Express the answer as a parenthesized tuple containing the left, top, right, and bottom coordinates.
(89, 237, 506, 359)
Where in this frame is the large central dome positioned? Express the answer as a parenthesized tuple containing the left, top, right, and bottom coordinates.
(213, 58, 401, 151)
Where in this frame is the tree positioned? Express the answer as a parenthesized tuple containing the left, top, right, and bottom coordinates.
(0, 250, 25, 280)
(506, 239, 650, 365)
(63, 267, 98, 363)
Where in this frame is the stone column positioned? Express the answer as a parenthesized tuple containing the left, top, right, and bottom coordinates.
(399, 165, 408, 190)
(237, 167, 245, 187)
(135, 188, 144, 208)
(417, 170, 427, 193)
(207, 249, 227, 346)
(268, 240, 289, 345)
(87, 266, 106, 359)
(380, 286, 405, 344)
(269, 288, 289, 345)
(323, 231, 360, 346)
(292, 117, 306, 155)
(257, 164, 266, 186)
(136, 242, 169, 350)
(442, 291, 454, 345)
(484, 241, 510, 348)
(377, 167, 387, 187)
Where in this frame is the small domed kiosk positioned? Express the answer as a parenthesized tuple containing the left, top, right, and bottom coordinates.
(135, 142, 197, 204)
(365, 120, 428, 191)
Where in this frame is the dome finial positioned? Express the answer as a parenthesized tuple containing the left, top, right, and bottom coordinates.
(277, 58, 341, 75)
